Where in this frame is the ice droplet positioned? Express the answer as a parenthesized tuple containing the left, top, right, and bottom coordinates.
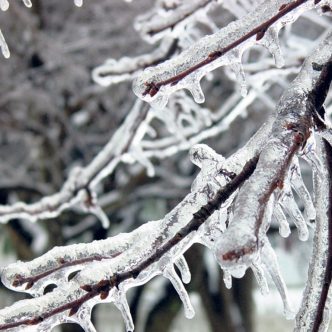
(175, 255, 191, 284)
(0, 30, 10, 58)
(163, 266, 195, 319)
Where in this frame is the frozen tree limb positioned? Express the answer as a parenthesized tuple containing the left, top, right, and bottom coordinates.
(134, 0, 324, 108)
(215, 31, 332, 274)
(0, 153, 259, 331)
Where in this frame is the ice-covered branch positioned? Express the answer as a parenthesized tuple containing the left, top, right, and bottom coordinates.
(215, 31, 332, 275)
(134, 0, 323, 108)
(0, 150, 260, 331)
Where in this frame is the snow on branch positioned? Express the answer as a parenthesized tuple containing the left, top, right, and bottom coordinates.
(133, 0, 326, 108)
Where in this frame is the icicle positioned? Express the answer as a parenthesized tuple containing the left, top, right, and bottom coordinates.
(163, 265, 195, 319)
(223, 270, 232, 289)
(22, 0, 32, 8)
(74, 305, 97, 332)
(258, 26, 285, 68)
(251, 261, 269, 295)
(229, 62, 248, 97)
(88, 204, 110, 229)
(174, 255, 191, 284)
(0, 0, 9, 11)
(279, 186, 309, 241)
(273, 204, 291, 238)
(113, 289, 135, 332)
(299, 134, 324, 178)
(290, 157, 316, 221)
(261, 240, 295, 319)
(187, 82, 205, 103)
(0, 30, 10, 58)
(74, 0, 83, 7)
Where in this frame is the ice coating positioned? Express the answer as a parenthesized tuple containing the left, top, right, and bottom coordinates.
(133, 0, 317, 107)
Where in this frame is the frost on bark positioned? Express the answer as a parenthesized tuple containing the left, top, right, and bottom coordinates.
(0, 1, 331, 332)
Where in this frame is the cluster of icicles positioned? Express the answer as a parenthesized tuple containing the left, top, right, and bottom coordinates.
(0, 132, 320, 331)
